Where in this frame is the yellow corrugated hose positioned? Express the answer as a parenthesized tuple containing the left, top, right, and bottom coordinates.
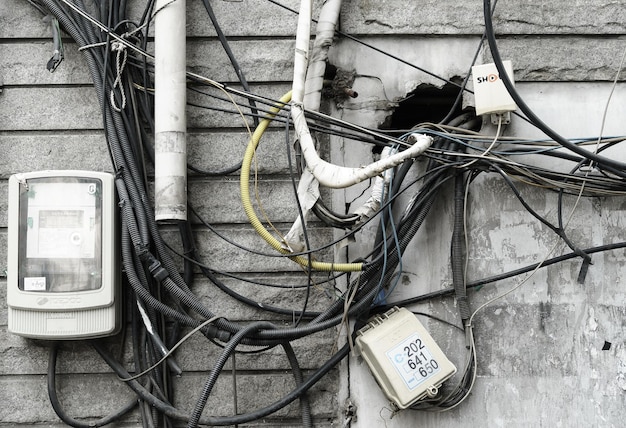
(240, 91, 364, 272)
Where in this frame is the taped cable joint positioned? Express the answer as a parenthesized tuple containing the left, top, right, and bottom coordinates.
(296, 125, 433, 189)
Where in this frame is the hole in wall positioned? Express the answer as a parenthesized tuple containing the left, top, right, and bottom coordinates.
(382, 79, 465, 131)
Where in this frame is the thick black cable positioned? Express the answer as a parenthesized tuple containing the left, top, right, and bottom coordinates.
(491, 163, 591, 264)
(386, 240, 626, 308)
(197, 263, 322, 319)
(47, 344, 138, 427)
(93, 340, 349, 426)
(199, 0, 259, 128)
(483, 0, 626, 178)
(187, 321, 276, 428)
(281, 342, 313, 428)
(284, 111, 314, 325)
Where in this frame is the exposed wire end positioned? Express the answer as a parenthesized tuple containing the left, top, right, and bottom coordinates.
(46, 50, 64, 72)
(45, 15, 64, 72)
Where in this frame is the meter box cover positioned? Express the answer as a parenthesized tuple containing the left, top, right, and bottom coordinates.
(7, 170, 120, 339)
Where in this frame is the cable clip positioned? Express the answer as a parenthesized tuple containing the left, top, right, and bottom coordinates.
(147, 256, 169, 283)
(136, 245, 150, 261)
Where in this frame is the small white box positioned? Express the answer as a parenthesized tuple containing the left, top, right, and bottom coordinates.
(472, 60, 517, 117)
(355, 307, 457, 409)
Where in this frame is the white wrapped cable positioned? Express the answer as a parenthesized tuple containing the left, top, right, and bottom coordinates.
(283, 0, 333, 251)
(353, 146, 396, 221)
(294, 110, 432, 188)
(282, 168, 319, 252)
(291, 0, 312, 106)
(284, 0, 432, 249)
(304, 0, 343, 111)
(290, 2, 432, 189)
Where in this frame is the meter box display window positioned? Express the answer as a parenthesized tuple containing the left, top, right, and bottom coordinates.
(7, 170, 120, 339)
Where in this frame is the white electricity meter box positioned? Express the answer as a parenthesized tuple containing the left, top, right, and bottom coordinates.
(7, 170, 120, 339)
(472, 60, 517, 124)
(355, 306, 457, 410)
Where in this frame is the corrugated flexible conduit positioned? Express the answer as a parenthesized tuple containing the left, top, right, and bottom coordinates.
(240, 91, 364, 272)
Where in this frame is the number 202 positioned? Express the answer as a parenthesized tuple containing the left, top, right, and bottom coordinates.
(404, 338, 425, 357)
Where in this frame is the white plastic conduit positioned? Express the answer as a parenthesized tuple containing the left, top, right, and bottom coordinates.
(154, 0, 187, 221)
(282, 0, 343, 251)
(290, 1, 433, 189)
(353, 146, 395, 221)
(303, 0, 342, 112)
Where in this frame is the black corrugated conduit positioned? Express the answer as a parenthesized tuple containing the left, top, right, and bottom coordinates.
(452, 172, 470, 323)
(47, 344, 138, 427)
(187, 321, 277, 428)
(93, 340, 349, 426)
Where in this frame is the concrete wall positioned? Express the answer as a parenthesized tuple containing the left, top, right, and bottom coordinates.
(335, 1, 626, 427)
(1, 0, 625, 427)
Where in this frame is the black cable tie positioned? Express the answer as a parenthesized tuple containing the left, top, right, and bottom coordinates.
(147, 257, 168, 283)
(136, 245, 150, 261)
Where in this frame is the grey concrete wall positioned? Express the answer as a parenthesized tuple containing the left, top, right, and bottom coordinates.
(332, 1, 626, 427)
(1, 0, 626, 427)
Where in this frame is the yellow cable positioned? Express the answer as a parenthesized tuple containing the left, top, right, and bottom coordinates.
(240, 91, 363, 272)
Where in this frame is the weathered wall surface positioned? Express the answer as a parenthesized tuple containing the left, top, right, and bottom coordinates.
(334, 1, 626, 427)
(1, 0, 626, 427)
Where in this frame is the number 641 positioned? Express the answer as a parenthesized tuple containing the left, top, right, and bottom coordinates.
(409, 359, 439, 376)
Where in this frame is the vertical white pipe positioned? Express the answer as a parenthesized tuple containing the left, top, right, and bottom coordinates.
(304, 0, 342, 111)
(154, 0, 187, 221)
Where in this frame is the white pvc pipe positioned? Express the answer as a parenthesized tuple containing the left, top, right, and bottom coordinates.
(304, 0, 342, 111)
(154, 0, 187, 221)
(283, 0, 340, 251)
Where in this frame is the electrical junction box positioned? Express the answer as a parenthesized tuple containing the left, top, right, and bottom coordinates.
(355, 306, 457, 410)
(472, 60, 517, 124)
(7, 170, 120, 339)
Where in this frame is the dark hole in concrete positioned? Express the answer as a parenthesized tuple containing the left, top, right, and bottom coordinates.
(381, 79, 465, 133)
(602, 341, 612, 351)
